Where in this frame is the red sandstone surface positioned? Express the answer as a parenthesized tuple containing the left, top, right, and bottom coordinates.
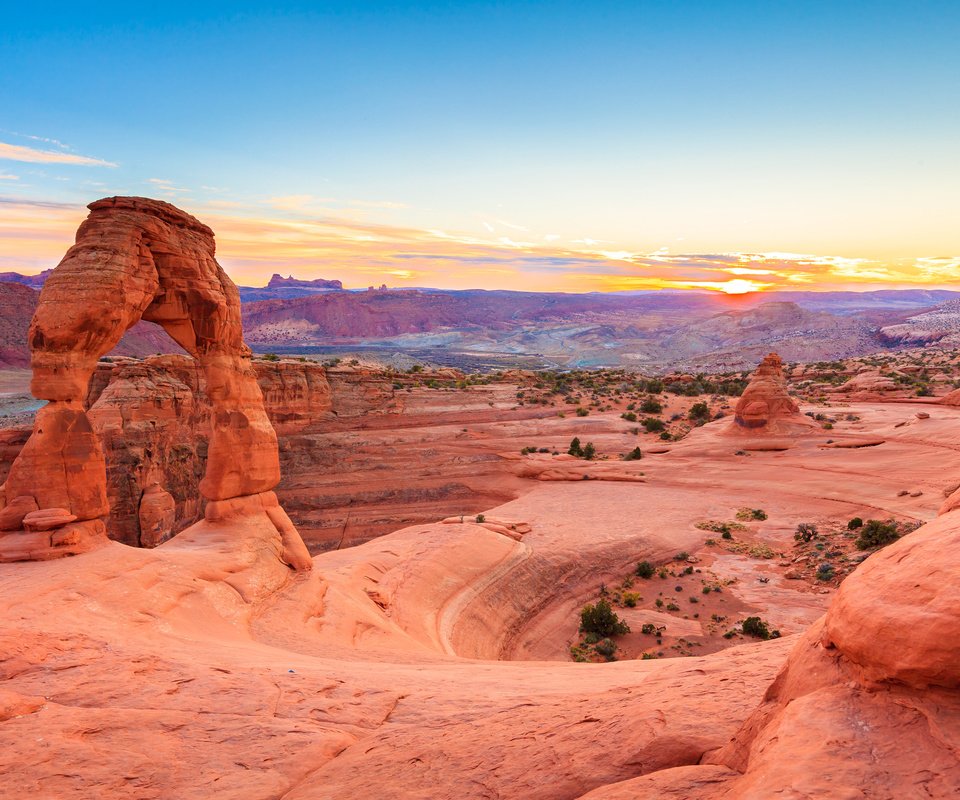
(1, 199, 959, 797)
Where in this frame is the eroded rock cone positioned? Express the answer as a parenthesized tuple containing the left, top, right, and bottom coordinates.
(0, 197, 311, 569)
(732, 353, 802, 430)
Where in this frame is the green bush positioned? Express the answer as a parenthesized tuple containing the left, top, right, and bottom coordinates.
(642, 417, 666, 433)
(640, 397, 663, 414)
(689, 402, 710, 421)
(582, 442, 597, 460)
(855, 519, 900, 550)
(635, 560, 655, 579)
(568, 437, 583, 457)
(576, 407, 589, 417)
(579, 599, 630, 637)
(847, 517, 864, 530)
(623, 447, 643, 461)
(742, 616, 771, 639)
(621, 412, 638, 422)
(261, 353, 280, 362)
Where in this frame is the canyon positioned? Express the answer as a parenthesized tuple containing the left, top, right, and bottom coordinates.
(1, 198, 959, 798)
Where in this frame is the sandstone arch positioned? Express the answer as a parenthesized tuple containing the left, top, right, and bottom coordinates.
(0, 197, 311, 568)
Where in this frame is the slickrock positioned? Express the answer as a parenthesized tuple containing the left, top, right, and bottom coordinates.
(941, 387, 960, 406)
(0, 197, 310, 568)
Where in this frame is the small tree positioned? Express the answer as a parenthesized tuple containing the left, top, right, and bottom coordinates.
(580, 599, 630, 637)
(855, 519, 900, 550)
(742, 616, 771, 639)
(568, 437, 583, 457)
(635, 560, 655, 579)
(623, 447, 642, 461)
(582, 442, 597, 460)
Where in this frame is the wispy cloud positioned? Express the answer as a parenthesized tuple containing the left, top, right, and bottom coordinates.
(1, 192, 957, 294)
(0, 142, 117, 167)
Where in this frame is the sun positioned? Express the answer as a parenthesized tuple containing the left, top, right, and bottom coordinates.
(719, 279, 763, 294)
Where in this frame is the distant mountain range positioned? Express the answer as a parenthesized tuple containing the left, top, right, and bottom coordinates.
(1, 271, 957, 371)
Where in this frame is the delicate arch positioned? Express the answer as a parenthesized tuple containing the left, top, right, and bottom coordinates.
(0, 197, 311, 568)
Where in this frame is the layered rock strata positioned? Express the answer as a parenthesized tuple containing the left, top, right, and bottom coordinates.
(732, 352, 804, 430)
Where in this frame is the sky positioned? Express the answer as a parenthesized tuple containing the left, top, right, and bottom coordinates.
(1, 0, 959, 294)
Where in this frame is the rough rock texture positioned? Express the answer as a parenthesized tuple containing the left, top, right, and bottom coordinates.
(731, 352, 804, 431)
(0, 197, 309, 567)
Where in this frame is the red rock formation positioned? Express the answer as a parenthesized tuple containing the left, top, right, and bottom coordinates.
(731, 352, 804, 431)
(941, 387, 960, 406)
(0, 197, 310, 568)
(696, 513, 960, 796)
(266, 273, 343, 290)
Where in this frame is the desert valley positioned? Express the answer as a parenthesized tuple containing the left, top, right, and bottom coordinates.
(0, 198, 958, 797)
(3, 3, 960, 796)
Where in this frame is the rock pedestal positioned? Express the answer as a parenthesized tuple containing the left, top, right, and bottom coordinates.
(0, 197, 311, 569)
(732, 352, 803, 430)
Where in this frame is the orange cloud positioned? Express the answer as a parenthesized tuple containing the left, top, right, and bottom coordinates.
(1, 196, 958, 294)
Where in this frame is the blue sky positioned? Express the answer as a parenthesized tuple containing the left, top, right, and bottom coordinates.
(2, 1, 959, 291)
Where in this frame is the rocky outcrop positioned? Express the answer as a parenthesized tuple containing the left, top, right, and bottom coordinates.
(941, 387, 960, 407)
(830, 367, 899, 399)
(697, 512, 960, 796)
(731, 353, 805, 431)
(267, 273, 343, 291)
(0, 197, 311, 568)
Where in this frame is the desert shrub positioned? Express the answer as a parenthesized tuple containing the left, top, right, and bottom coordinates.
(641, 623, 657, 635)
(674, 551, 689, 561)
(737, 508, 767, 521)
(582, 442, 597, 460)
(576, 407, 589, 417)
(475, 514, 486, 523)
(622, 592, 640, 608)
(795, 523, 818, 542)
(741, 616, 771, 639)
(642, 417, 666, 433)
(621, 412, 638, 422)
(261, 353, 280, 362)
(568, 437, 583, 457)
(635, 561, 655, 579)
(640, 397, 663, 414)
(623, 447, 643, 461)
(595, 638, 617, 659)
(579, 599, 630, 637)
(855, 519, 900, 550)
(689, 402, 710, 421)
(816, 563, 836, 581)
(847, 517, 864, 530)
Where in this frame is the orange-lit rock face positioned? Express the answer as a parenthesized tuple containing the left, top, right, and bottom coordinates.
(733, 352, 801, 429)
(0, 197, 308, 567)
